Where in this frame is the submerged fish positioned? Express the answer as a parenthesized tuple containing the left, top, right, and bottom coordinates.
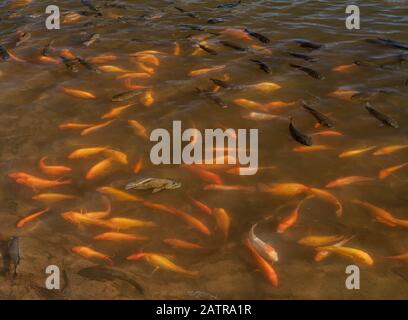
(379, 162, 408, 179)
(111, 90, 142, 102)
(301, 101, 333, 128)
(290, 63, 324, 80)
(365, 102, 399, 128)
(7, 237, 20, 275)
(72, 246, 112, 264)
(316, 246, 374, 266)
(249, 223, 278, 262)
(78, 266, 144, 295)
(83, 33, 100, 47)
(217, 1, 241, 9)
(16, 208, 49, 228)
(0, 45, 10, 61)
(125, 178, 181, 193)
(295, 39, 322, 50)
(289, 118, 313, 146)
(244, 28, 270, 44)
(326, 176, 374, 188)
(250, 59, 270, 73)
(287, 51, 317, 62)
(213, 208, 231, 240)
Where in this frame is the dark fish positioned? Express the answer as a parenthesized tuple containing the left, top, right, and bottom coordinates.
(301, 101, 333, 128)
(355, 54, 408, 68)
(0, 236, 10, 275)
(42, 40, 55, 56)
(196, 88, 228, 108)
(207, 17, 225, 24)
(78, 266, 144, 295)
(179, 24, 205, 31)
(250, 59, 271, 73)
(174, 6, 197, 18)
(198, 44, 217, 55)
(405, 79, 408, 86)
(217, 0, 241, 9)
(78, 58, 101, 73)
(8, 236, 20, 276)
(366, 38, 408, 50)
(287, 51, 317, 62)
(244, 28, 270, 44)
(289, 118, 313, 146)
(289, 63, 324, 80)
(210, 78, 229, 88)
(0, 45, 10, 61)
(295, 39, 322, 50)
(60, 56, 80, 73)
(83, 33, 100, 47)
(220, 40, 246, 52)
(111, 90, 143, 102)
(365, 102, 399, 128)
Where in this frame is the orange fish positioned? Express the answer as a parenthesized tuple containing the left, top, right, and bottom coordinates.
(203, 184, 256, 192)
(127, 252, 199, 276)
(137, 62, 155, 75)
(94, 232, 148, 242)
(188, 196, 212, 216)
(81, 120, 115, 136)
(37, 56, 60, 64)
(245, 239, 278, 287)
(16, 208, 49, 228)
(258, 183, 309, 197)
(373, 145, 408, 156)
(8, 172, 71, 190)
(59, 123, 95, 130)
(233, 98, 264, 111)
(98, 65, 130, 73)
(123, 78, 148, 90)
(62, 211, 113, 229)
(8, 50, 26, 62)
(248, 82, 281, 92)
(63, 12, 82, 24)
(39, 157, 72, 176)
(338, 146, 376, 158)
(32, 193, 78, 203)
(293, 145, 331, 153)
(134, 54, 160, 66)
(277, 197, 309, 234)
(352, 200, 397, 227)
(128, 119, 149, 140)
(87, 54, 117, 64)
(314, 235, 354, 262)
(107, 217, 157, 230)
(117, 72, 151, 80)
(60, 48, 76, 59)
(61, 87, 96, 99)
(308, 188, 343, 217)
(140, 90, 154, 107)
(221, 28, 252, 40)
(385, 252, 408, 261)
(133, 157, 144, 174)
(86, 158, 116, 180)
(97, 186, 143, 202)
(326, 176, 374, 188)
(72, 246, 112, 264)
(68, 147, 108, 159)
(189, 65, 225, 76)
(332, 64, 356, 72)
(103, 149, 128, 165)
(181, 164, 223, 185)
(213, 208, 231, 240)
(311, 130, 343, 137)
(101, 104, 134, 119)
(379, 162, 408, 179)
(328, 89, 359, 100)
(174, 41, 181, 56)
(264, 101, 296, 110)
(163, 239, 203, 250)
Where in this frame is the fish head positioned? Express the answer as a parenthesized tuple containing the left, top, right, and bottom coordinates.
(166, 180, 182, 190)
(264, 244, 279, 262)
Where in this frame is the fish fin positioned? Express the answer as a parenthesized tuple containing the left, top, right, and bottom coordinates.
(152, 188, 162, 194)
(151, 266, 159, 276)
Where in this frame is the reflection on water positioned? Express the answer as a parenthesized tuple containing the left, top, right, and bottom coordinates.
(0, 0, 408, 299)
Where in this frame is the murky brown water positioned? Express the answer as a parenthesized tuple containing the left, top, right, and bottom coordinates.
(0, 0, 408, 300)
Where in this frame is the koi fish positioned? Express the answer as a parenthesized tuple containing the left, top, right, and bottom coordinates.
(385, 252, 408, 261)
(213, 208, 231, 240)
(33, 193, 78, 203)
(16, 208, 49, 228)
(82, 198, 111, 219)
(107, 217, 157, 230)
(315, 246, 374, 266)
(352, 200, 397, 227)
(72, 246, 112, 264)
(39, 157, 72, 176)
(277, 197, 308, 233)
(379, 162, 408, 179)
(94, 232, 148, 242)
(338, 146, 376, 158)
(308, 188, 343, 217)
(128, 120, 149, 140)
(62, 211, 113, 229)
(314, 236, 354, 262)
(86, 158, 116, 180)
(203, 184, 256, 192)
(59, 123, 95, 130)
(81, 120, 115, 136)
(248, 82, 281, 92)
(293, 145, 331, 153)
(68, 147, 108, 159)
(258, 183, 309, 197)
(373, 145, 408, 156)
(233, 99, 264, 111)
(245, 239, 278, 287)
(189, 65, 225, 76)
(141, 90, 154, 107)
(311, 130, 343, 137)
(103, 149, 128, 165)
(8, 172, 71, 190)
(326, 176, 374, 188)
(127, 252, 199, 276)
(97, 187, 143, 202)
(163, 239, 203, 250)
(101, 104, 134, 119)
(188, 196, 212, 216)
(249, 223, 278, 262)
(298, 235, 344, 247)
(61, 87, 96, 99)
(133, 157, 144, 174)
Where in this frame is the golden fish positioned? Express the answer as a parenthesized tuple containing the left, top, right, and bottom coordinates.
(326, 176, 374, 188)
(97, 187, 143, 202)
(128, 120, 149, 139)
(33, 193, 78, 203)
(189, 65, 225, 76)
(39, 157, 72, 176)
(86, 158, 116, 180)
(338, 146, 376, 158)
(101, 104, 134, 119)
(379, 162, 408, 179)
(293, 145, 331, 153)
(61, 87, 96, 99)
(16, 208, 49, 228)
(248, 82, 281, 92)
(81, 120, 115, 136)
(62, 211, 113, 228)
(308, 188, 343, 217)
(316, 246, 374, 266)
(59, 123, 95, 130)
(352, 200, 397, 227)
(103, 149, 128, 165)
(141, 90, 154, 107)
(298, 235, 344, 247)
(163, 239, 203, 250)
(98, 65, 131, 73)
(332, 64, 356, 72)
(72, 246, 112, 264)
(373, 145, 408, 156)
(107, 217, 157, 230)
(258, 183, 309, 197)
(87, 55, 117, 64)
(116, 72, 151, 80)
(213, 208, 231, 240)
(94, 232, 148, 242)
(68, 147, 108, 159)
